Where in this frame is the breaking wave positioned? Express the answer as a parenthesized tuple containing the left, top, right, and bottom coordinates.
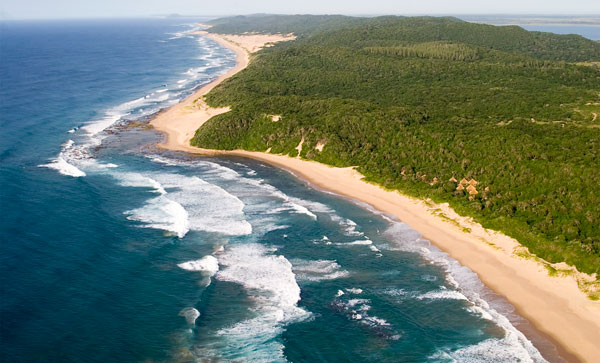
(40, 28, 233, 179)
(118, 171, 251, 238)
(178, 255, 219, 276)
(291, 259, 350, 282)
(179, 307, 200, 326)
(214, 244, 311, 361)
(384, 223, 546, 362)
(331, 293, 400, 340)
(125, 195, 189, 238)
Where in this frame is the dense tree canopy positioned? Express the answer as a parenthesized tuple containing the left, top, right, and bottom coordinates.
(196, 15, 600, 275)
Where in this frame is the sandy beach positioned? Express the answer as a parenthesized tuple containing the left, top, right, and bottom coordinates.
(151, 31, 600, 362)
(151, 30, 295, 150)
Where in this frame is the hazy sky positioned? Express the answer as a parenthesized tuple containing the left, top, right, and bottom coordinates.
(1, 0, 599, 20)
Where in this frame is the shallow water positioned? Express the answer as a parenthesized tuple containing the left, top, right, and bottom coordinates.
(1, 18, 563, 362)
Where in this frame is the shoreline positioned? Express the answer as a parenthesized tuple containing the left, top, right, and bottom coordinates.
(150, 31, 600, 362)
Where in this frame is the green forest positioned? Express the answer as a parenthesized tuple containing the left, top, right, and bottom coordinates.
(192, 15, 600, 277)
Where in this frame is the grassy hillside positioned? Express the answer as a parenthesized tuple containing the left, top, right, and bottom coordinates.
(195, 15, 600, 276)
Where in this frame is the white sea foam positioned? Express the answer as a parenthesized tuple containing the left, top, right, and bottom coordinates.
(250, 189, 346, 225)
(143, 156, 295, 236)
(338, 239, 373, 246)
(145, 154, 180, 166)
(291, 201, 363, 235)
(63, 139, 74, 150)
(178, 255, 219, 276)
(198, 168, 320, 223)
(334, 239, 381, 255)
(117, 171, 251, 237)
(80, 113, 122, 136)
(363, 316, 391, 327)
(184, 66, 208, 76)
(217, 244, 304, 311)
(39, 139, 86, 177)
(383, 287, 469, 302)
(266, 203, 317, 220)
(346, 288, 363, 294)
(45, 87, 180, 178)
(138, 156, 226, 179)
(141, 155, 367, 241)
(167, 24, 202, 40)
(147, 158, 363, 238)
(384, 222, 546, 362)
(467, 305, 495, 322)
(416, 290, 469, 301)
(421, 274, 438, 282)
(42, 27, 233, 180)
(269, 194, 360, 228)
(335, 217, 363, 236)
(43, 106, 132, 177)
(208, 162, 242, 179)
(40, 156, 86, 177)
(347, 298, 370, 308)
(114, 172, 166, 194)
(381, 288, 409, 297)
(332, 296, 396, 337)
(431, 336, 544, 362)
(179, 307, 200, 325)
(152, 173, 251, 236)
(288, 202, 318, 219)
(291, 259, 350, 282)
(215, 244, 311, 361)
(125, 195, 189, 238)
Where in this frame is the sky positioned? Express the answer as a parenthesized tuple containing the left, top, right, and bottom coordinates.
(1, 0, 599, 20)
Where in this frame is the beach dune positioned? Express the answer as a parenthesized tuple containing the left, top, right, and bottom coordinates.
(150, 30, 600, 362)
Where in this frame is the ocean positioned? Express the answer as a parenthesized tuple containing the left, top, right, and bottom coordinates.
(0, 18, 563, 362)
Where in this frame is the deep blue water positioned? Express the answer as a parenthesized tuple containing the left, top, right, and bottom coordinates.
(1, 19, 561, 362)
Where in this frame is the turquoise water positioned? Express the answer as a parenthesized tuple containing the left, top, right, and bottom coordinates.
(1, 19, 560, 362)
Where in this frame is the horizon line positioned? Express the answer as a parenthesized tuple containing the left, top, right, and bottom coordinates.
(2, 13, 600, 22)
